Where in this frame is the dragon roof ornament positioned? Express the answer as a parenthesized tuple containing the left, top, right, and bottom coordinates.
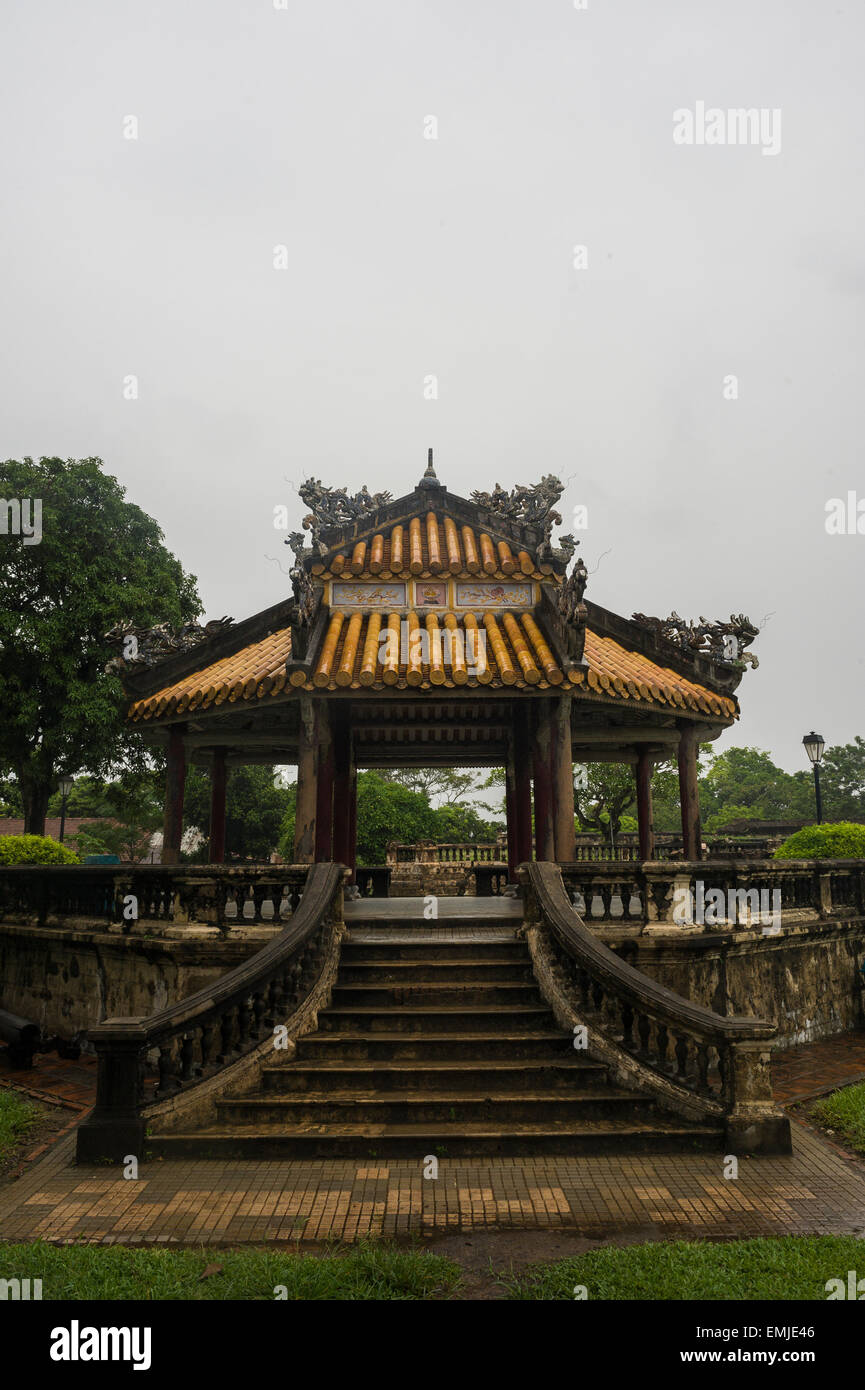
(631, 611, 760, 669)
(470, 474, 575, 560)
(299, 478, 393, 553)
(104, 616, 234, 673)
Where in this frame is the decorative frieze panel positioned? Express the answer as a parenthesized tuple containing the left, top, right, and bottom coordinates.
(327, 579, 536, 610)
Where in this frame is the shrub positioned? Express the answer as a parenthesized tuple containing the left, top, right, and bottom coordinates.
(774, 822, 865, 860)
(0, 834, 79, 865)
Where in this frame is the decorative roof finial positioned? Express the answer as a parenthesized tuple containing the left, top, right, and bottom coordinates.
(419, 447, 442, 489)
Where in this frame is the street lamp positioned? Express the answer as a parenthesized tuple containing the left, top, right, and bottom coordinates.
(802, 733, 825, 824)
(58, 776, 74, 843)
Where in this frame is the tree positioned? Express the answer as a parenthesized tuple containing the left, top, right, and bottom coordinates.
(183, 765, 292, 860)
(0, 457, 200, 834)
(817, 738, 865, 822)
(355, 772, 438, 864)
(574, 763, 638, 842)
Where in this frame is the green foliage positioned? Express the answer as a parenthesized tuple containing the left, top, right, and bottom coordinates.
(0, 457, 201, 833)
(774, 822, 865, 860)
(184, 765, 293, 861)
(0, 1240, 462, 1300)
(501, 1235, 865, 1300)
(0, 834, 78, 864)
(355, 771, 438, 864)
(809, 1081, 865, 1156)
(0, 1093, 41, 1160)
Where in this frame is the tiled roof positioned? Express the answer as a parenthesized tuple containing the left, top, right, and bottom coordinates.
(128, 616, 737, 721)
(312, 513, 548, 581)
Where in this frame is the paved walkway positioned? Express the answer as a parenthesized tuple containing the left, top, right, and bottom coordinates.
(1, 1123, 864, 1245)
(3, 1031, 865, 1246)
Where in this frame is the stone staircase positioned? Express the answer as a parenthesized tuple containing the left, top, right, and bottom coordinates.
(148, 917, 724, 1159)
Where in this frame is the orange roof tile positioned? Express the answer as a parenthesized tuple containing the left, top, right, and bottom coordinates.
(128, 615, 737, 721)
(310, 513, 548, 582)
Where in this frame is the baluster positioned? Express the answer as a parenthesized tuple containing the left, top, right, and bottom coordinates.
(696, 1044, 711, 1095)
(674, 1034, 690, 1083)
(217, 1007, 237, 1063)
(180, 1032, 197, 1082)
(656, 1023, 670, 1073)
(590, 981, 604, 1012)
(156, 1037, 181, 1096)
(266, 974, 285, 1026)
(200, 1018, 219, 1070)
(636, 1012, 651, 1060)
(237, 997, 253, 1048)
(620, 1002, 635, 1050)
(251, 991, 266, 1039)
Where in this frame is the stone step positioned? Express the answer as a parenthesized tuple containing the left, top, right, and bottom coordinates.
(148, 1118, 723, 1160)
(215, 1089, 656, 1126)
(294, 1030, 577, 1061)
(330, 982, 542, 1007)
(317, 1005, 556, 1034)
(342, 940, 523, 960)
(260, 1057, 607, 1093)
(338, 958, 533, 983)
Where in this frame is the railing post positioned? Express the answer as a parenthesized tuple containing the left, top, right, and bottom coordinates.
(722, 1040, 792, 1154)
(76, 1021, 148, 1163)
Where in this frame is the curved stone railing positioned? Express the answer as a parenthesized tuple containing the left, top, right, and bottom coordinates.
(76, 862, 345, 1162)
(522, 862, 791, 1153)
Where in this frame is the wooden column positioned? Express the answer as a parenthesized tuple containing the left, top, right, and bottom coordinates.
(532, 702, 555, 862)
(314, 701, 335, 862)
(331, 712, 353, 868)
(677, 725, 702, 861)
(552, 692, 576, 863)
(161, 725, 186, 865)
(513, 708, 533, 866)
(347, 763, 358, 883)
(293, 695, 317, 863)
(635, 748, 655, 862)
(209, 748, 227, 864)
(505, 754, 518, 882)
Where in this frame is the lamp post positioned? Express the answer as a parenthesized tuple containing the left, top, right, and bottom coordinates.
(802, 732, 825, 824)
(58, 776, 74, 843)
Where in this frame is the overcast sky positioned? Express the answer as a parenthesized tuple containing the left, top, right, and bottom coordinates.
(2, 0, 863, 773)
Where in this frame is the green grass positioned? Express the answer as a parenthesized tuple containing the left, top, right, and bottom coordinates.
(500, 1236, 865, 1300)
(0, 1090, 40, 1160)
(0, 1241, 462, 1300)
(810, 1081, 865, 1156)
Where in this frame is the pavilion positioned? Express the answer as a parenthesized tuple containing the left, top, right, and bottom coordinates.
(110, 458, 754, 880)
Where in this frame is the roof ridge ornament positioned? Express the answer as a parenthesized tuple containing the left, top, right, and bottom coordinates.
(419, 446, 442, 489)
(298, 478, 393, 553)
(470, 474, 572, 560)
(631, 611, 760, 669)
(104, 616, 234, 672)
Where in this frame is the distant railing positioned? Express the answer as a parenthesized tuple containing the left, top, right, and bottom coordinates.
(386, 842, 506, 864)
(572, 833, 796, 862)
(557, 859, 865, 928)
(0, 864, 311, 933)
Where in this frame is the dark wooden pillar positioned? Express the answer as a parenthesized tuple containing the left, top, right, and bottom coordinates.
(332, 712, 353, 868)
(532, 702, 555, 862)
(347, 763, 358, 883)
(314, 701, 335, 862)
(293, 695, 316, 863)
(505, 753, 518, 881)
(677, 725, 702, 861)
(513, 708, 533, 865)
(635, 748, 655, 862)
(162, 725, 186, 865)
(209, 748, 227, 864)
(552, 692, 576, 863)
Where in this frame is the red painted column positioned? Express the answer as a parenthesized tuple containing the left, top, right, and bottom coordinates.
(347, 764, 358, 883)
(513, 708, 533, 865)
(635, 748, 655, 862)
(162, 725, 187, 865)
(552, 693, 576, 863)
(532, 703, 555, 862)
(677, 725, 702, 861)
(505, 753, 518, 881)
(209, 748, 227, 864)
(314, 703, 335, 862)
(331, 713, 353, 868)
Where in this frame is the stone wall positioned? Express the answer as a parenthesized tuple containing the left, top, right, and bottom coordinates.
(611, 917, 865, 1047)
(0, 922, 261, 1041)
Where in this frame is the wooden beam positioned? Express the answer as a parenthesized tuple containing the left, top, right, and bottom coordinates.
(161, 725, 186, 865)
(314, 700, 335, 862)
(208, 747, 227, 863)
(293, 695, 316, 863)
(635, 747, 655, 862)
(677, 724, 702, 860)
(552, 692, 576, 862)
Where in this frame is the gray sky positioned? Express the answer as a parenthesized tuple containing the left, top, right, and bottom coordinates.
(2, 0, 863, 773)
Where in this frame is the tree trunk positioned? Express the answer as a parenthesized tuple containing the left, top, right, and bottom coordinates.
(22, 783, 50, 837)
